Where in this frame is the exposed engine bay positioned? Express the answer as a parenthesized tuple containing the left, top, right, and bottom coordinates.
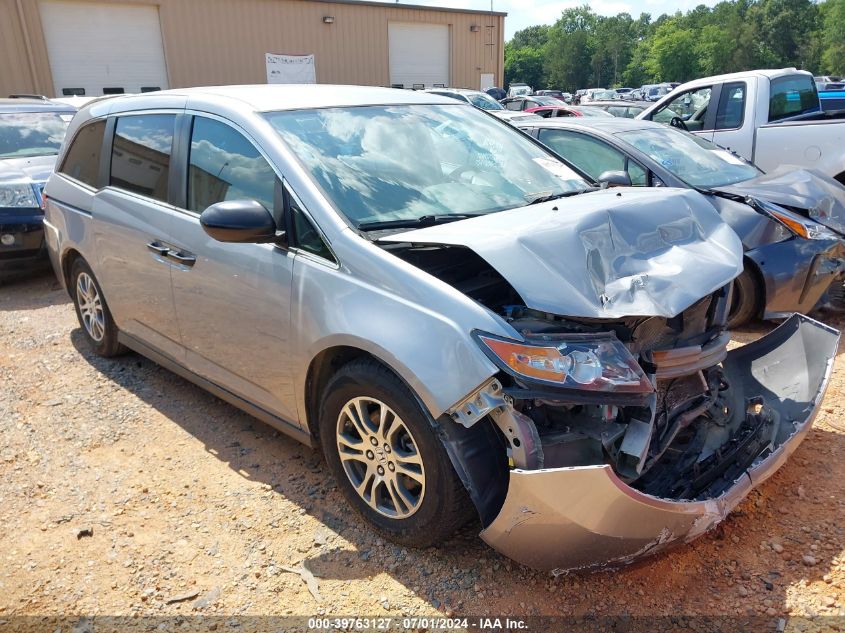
(385, 242, 795, 503)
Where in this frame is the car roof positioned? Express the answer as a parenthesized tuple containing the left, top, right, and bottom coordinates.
(678, 67, 808, 89)
(105, 84, 460, 114)
(427, 88, 487, 97)
(586, 100, 651, 107)
(515, 116, 659, 134)
(0, 97, 76, 113)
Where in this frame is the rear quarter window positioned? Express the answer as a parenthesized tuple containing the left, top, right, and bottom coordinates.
(769, 75, 820, 122)
(58, 119, 106, 188)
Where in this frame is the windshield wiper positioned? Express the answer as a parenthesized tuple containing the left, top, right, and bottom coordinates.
(526, 188, 595, 205)
(358, 214, 480, 231)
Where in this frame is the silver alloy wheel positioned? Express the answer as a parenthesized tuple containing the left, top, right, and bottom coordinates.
(76, 272, 105, 342)
(336, 397, 426, 519)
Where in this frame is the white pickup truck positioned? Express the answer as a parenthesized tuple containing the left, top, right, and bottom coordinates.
(637, 68, 845, 184)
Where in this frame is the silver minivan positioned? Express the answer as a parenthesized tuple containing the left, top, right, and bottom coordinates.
(44, 85, 838, 573)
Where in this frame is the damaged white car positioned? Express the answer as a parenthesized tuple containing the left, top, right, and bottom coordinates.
(44, 86, 839, 573)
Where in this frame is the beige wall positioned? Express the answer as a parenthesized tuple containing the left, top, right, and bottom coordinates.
(1, 0, 505, 97)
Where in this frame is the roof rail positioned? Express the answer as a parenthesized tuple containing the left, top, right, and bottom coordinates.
(8, 94, 49, 100)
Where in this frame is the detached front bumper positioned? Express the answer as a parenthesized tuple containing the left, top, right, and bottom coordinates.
(480, 314, 839, 573)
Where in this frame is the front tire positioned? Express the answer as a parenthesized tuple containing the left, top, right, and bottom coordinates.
(727, 268, 761, 329)
(319, 359, 474, 547)
(70, 258, 125, 357)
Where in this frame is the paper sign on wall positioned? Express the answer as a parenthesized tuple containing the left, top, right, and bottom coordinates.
(266, 53, 316, 84)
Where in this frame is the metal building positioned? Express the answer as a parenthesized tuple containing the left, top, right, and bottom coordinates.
(1, 0, 506, 98)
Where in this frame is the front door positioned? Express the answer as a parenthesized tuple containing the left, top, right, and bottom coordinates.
(92, 112, 183, 360)
(167, 114, 297, 421)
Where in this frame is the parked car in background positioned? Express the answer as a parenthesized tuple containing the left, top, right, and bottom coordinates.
(615, 87, 634, 96)
(642, 83, 674, 101)
(524, 105, 614, 118)
(0, 97, 75, 281)
(43, 84, 838, 574)
(638, 68, 845, 183)
(627, 88, 644, 100)
(819, 84, 845, 112)
(515, 116, 845, 326)
(425, 88, 541, 124)
(580, 100, 652, 118)
(501, 95, 565, 111)
(579, 88, 608, 103)
(485, 86, 506, 101)
(506, 83, 531, 97)
(534, 90, 568, 102)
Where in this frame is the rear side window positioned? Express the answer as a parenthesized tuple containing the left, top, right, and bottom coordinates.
(769, 75, 820, 122)
(59, 119, 105, 187)
(539, 129, 647, 186)
(110, 114, 175, 202)
(187, 116, 276, 214)
(715, 82, 746, 129)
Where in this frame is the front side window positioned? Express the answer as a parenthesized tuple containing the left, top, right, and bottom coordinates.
(617, 126, 760, 189)
(59, 119, 106, 188)
(266, 105, 589, 229)
(539, 129, 647, 186)
(110, 114, 175, 202)
(288, 185, 334, 262)
(0, 111, 72, 159)
(504, 100, 522, 111)
(188, 117, 276, 213)
(652, 87, 711, 130)
(769, 75, 820, 122)
(715, 82, 746, 129)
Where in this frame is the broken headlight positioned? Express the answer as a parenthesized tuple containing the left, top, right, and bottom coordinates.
(476, 332, 654, 393)
(756, 200, 840, 241)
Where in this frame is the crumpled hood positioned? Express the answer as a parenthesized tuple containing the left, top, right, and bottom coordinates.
(0, 155, 57, 186)
(380, 188, 743, 319)
(713, 169, 845, 236)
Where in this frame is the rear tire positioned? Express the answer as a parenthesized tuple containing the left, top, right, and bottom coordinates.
(70, 258, 126, 357)
(319, 358, 474, 547)
(727, 268, 761, 329)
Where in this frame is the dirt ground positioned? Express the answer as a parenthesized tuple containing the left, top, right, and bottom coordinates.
(2, 271, 845, 630)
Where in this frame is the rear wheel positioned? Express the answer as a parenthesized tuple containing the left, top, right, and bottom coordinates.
(70, 258, 125, 357)
(727, 268, 761, 329)
(319, 359, 473, 547)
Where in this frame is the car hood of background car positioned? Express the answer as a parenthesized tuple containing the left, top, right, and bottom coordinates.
(0, 155, 58, 185)
(712, 169, 845, 236)
(379, 188, 743, 319)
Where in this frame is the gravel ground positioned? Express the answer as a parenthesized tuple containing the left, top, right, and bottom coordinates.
(2, 271, 845, 629)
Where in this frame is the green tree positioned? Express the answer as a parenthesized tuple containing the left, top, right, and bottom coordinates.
(544, 6, 598, 91)
(510, 25, 550, 50)
(820, 0, 845, 73)
(504, 43, 546, 89)
(646, 20, 701, 82)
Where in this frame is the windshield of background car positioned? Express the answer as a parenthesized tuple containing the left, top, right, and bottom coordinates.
(0, 111, 73, 159)
(466, 92, 504, 110)
(533, 96, 562, 106)
(617, 127, 760, 188)
(267, 105, 589, 228)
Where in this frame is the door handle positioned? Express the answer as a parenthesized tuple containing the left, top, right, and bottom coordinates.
(147, 241, 169, 256)
(167, 251, 197, 267)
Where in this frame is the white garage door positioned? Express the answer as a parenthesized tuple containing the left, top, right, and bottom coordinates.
(40, 1, 169, 97)
(388, 23, 449, 89)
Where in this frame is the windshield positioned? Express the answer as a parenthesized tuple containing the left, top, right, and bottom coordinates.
(533, 96, 563, 106)
(266, 105, 589, 228)
(617, 127, 760, 188)
(0, 111, 73, 159)
(466, 92, 504, 111)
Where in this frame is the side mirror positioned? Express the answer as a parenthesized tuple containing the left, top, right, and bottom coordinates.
(597, 170, 632, 189)
(200, 200, 280, 244)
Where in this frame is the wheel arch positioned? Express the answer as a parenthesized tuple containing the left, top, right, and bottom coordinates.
(60, 248, 85, 296)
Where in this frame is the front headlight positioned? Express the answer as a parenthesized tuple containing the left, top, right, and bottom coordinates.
(756, 200, 840, 241)
(0, 183, 38, 209)
(476, 332, 654, 393)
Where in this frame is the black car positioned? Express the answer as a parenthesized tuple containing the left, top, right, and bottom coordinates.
(515, 117, 845, 327)
(0, 97, 75, 280)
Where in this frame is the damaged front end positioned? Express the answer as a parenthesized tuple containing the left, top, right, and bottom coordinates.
(378, 188, 839, 573)
(453, 309, 838, 573)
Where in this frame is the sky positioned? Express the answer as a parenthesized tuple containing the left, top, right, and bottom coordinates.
(382, 0, 720, 39)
